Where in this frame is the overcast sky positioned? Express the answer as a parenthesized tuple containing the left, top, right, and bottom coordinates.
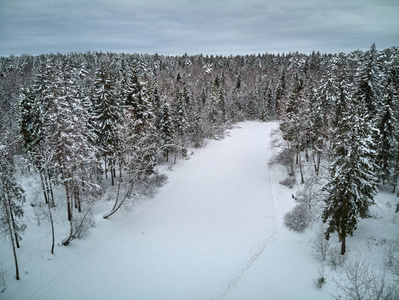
(0, 0, 398, 57)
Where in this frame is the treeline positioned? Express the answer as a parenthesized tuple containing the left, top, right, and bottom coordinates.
(0, 44, 398, 279)
(275, 44, 399, 255)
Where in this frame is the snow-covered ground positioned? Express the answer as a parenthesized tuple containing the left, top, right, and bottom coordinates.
(1, 121, 398, 300)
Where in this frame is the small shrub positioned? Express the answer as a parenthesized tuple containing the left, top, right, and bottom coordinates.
(314, 265, 326, 289)
(284, 203, 310, 232)
(294, 176, 328, 222)
(333, 260, 398, 300)
(137, 172, 168, 197)
(328, 246, 346, 270)
(315, 276, 326, 289)
(386, 239, 399, 277)
(279, 176, 296, 189)
(313, 224, 330, 261)
(73, 209, 95, 239)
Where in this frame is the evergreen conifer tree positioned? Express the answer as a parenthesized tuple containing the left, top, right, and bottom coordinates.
(354, 43, 383, 118)
(374, 80, 398, 184)
(323, 89, 379, 255)
(91, 61, 120, 184)
(159, 100, 175, 161)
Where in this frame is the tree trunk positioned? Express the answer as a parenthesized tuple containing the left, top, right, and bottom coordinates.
(39, 171, 49, 204)
(316, 154, 321, 176)
(111, 176, 122, 212)
(77, 187, 81, 213)
(63, 204, 93, 246)
(312, 152, 317, 174)
(43, 170, 51, 206)
(7, 203, 20, 249)
(3, 194, 20, 280)
(61, 152, 72, 222)
(48, 171, 55, 207)
(289, 153, 295, 176)
(47, 195, 55, 254)
(341, 236, 346, 255)
(104, 181, 133, 219)
(312, 152, 321, 176)
(111, 163, 114, 186)
(68, 190, 74, 243)
(104, 155, 108, 179)
(298, 150, 304, 184)
(65, 181, 72, 222)
(75, 187, 81, 211)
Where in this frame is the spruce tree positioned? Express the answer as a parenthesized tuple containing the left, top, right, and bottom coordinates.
(310, 66, 340, 169)
(322, 89, 379, 255)
(279, 74, 307, 182)
(91, 61, 120, 184)
(104, 74, 157, 218)
(265, 85, 275, 120)
(158, 100, 174, 161)
(172, 87, 190, 150)
(275, 69, 287, 118)
(374, 80, 398, 185)
(53, 60, 99, 246)
(354, 43, 383, 118)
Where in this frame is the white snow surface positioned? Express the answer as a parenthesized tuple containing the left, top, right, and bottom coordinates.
(1, 121, 398, 300)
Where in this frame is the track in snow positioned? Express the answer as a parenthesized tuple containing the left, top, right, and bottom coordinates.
(210, 169, 278, 300)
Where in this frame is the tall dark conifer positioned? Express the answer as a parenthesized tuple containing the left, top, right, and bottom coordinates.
(91, 60, 120, 184)
(374, 80, 398, 184)
(159, 100, 175, 161)
(354, 43, 383, 118)
(323, 88, 379, 255)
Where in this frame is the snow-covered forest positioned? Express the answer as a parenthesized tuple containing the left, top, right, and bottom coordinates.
(1, 44, 399, 299)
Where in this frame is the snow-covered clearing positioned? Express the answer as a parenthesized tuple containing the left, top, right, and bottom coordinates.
(1, 121, 398, 300)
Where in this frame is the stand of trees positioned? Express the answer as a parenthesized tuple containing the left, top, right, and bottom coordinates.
(0, 45, 398, 280)
(276, 44, 399, 255)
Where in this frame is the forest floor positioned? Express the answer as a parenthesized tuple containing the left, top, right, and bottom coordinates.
(1, 121, 398, 300)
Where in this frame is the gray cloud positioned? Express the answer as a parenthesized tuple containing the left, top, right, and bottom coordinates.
(0, 0, 398, 56)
